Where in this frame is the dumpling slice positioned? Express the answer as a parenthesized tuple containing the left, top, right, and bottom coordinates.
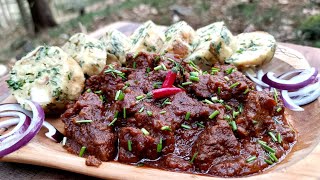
(7, 46, 85, 111)
(160, 21, 199, 59)
(62, 33, 106, 76)
(99, 29, 131, 65)
(129, 20, 165, 54)
(226, 31, 276, 68)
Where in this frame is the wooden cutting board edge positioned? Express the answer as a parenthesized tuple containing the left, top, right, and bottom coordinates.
(0, 44, 319, 179)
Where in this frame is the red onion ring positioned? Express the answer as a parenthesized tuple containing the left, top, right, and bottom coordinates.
(0, 100, 44, 157)
(262, 68, 318, 90)
(281, 90, 304, 111)
(0, 112, 31, 142)
(245, 69, 270, 87)
(278, 69, 304, 80)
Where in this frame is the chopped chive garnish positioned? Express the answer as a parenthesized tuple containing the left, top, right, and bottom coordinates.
(136, 95, 144, 100)
(133, 62, 136, 69)
(182, 81, 192, 86)
(232, 110, 239, 119)
(94, 90, 102, 94)
(154, 65, 162, 71)
(246, 156, 257, 163)
(115, 90, 125, 101)
(238, 103, 243, 113)
(217, 87, 221, 95)
(161, 126, 172, 131)
(79, 146, 86, 157)
(163, 99, 172, 105)
(185, 112, 191, 120)
(61, 137, 67, 146)
(108, 118, 117, 126)
(269, 153, 278, 162)
(76, 119, 93, 123)
(146, 111, 153, 116)
(196, 122, 205, 128)
(209, 110, 220, 119)
(258, 140, 276, 153)
(243, 88, 250, 94)
(268, 132, 278, 142)
(211, 96, 218, 102)
(226, 67, 234, 74)
(230, 121, 237, 131)
(211, 67, 220, 74)
(136, 163, 144, 167)
(160, 110, 166, 114)
(153, 82, 163, 89)
(138, 107, 145, 113)
(128, 140, 132, 151)
(146, 67, 150, 73)
(177, 85, 185, 89)
(224, 76, 230, 81)
(99, 95, 105, 102)
(190, 71, 199, 77)
(188, 61, 200, 72)
(230, 82, 240, 88)
(190, 76, 200, 82)
(224, 115, 231, 121)
(277, 133, 282, 143)
(157, 138, 163, 153)
(181, 124, 191, 129)
(161, 63, 167, 70)
(141, 128, 150, 135)
(264, 159, 273, 165)
(114, 111, 119, 118)
(123, 107, 127, 119)
(276, 107, 282, 112)
(274, 89, 279, 104)
(204, 99, 214, 104)
(190, 152, 198, 164)
(86, 89, 92, 93)
(225, 104, 232, 110)
(252, 120, 258, 125)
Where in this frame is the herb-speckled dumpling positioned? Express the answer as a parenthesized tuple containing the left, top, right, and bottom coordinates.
(129, 21, 165, 54)
(99, 29, 131, 65)
(62, 33, 106, 76)
(7, 46, 85, 112)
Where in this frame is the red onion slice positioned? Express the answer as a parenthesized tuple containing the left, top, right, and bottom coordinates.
(262, 68, 318, 90)
(245, 69, 270, 87)
(278, 69, 304, 79)
(0, 112, 31, 141)
(292, 87, 320, 106)
(43, 121, 64, 142)
(281, 90, 304, 111)
(0, 103, 32, 117)
(288, 79, 320, 97)
(0, 100, 44, 157)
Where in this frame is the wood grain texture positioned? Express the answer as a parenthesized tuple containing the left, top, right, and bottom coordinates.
(0, 23, 319, 179)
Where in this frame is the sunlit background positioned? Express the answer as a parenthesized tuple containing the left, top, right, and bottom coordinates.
(0, 0, 319, 75)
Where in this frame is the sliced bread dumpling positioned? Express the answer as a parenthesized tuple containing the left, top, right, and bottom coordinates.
(7, 46, 85, 111)
(226, 31, 276, 68)
(184, 41, 215, 70)
(160, 21, 199, 59)
(62, 33, 106, 76)
(129, 20, 165, 53)
(197, 21, 237, 64)
(99, 29, 131, 65)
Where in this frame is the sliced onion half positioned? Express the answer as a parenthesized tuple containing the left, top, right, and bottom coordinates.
(262, 68, 318, 90)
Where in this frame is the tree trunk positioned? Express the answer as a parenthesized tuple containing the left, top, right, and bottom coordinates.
(27, 0, 57, 33)
(16, 0, 34, 35)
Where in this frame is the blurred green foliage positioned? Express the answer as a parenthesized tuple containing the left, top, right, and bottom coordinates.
(299, 14, 320, 47)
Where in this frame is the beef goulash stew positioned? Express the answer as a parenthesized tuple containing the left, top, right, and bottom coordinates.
(61, 53, 296, 177)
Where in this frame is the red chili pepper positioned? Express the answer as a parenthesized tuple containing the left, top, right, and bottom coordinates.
(148, 87, 183, 99)
(162, 68, 178, 88)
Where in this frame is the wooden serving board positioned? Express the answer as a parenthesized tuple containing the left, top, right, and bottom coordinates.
(0, 26, 319, 179)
